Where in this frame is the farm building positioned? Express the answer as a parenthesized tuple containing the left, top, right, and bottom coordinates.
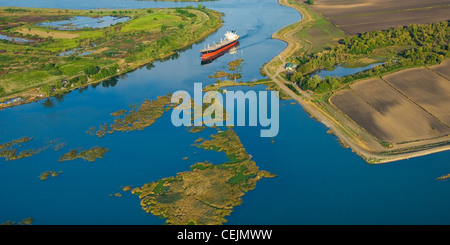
(285, 63, 297, 72)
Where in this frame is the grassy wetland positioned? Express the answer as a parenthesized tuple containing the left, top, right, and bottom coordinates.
(0, 5, 222, 108)
(39, 170, 62, 180)
(87, 94, 175, 137)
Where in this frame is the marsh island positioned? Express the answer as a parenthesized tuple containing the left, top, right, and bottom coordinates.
(131, 128, 275, 225)
(59, 146, 109, 162)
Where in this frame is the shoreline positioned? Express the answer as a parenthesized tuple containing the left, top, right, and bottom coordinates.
(263, 0, 450, 164)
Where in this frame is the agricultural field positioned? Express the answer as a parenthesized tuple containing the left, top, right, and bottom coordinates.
(310, 0, 450, 35)
(291, 1, 345, 54)
(332, 77, 450, 143)
(383, 68, 450, 126)
(430, 59, 450, 81)
(331, 64, 450, 146)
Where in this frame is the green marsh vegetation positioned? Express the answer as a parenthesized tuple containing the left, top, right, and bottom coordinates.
(0, 137, 43, 161)
(88, 92, 227, 137)
(87, 94, 175, 137)
(0, 6, 222, 104)
(227, 59, 243, 71)
(203, 78, 292, 100)
(204, 58, 291, 99)
(1, 217, 33, 225)
(437, 174, 450, 181)
(208, 59, 244, 80)
(107, 95, 174, 133)
(39, 170, 62, 180)
(58, 146, 109, 162)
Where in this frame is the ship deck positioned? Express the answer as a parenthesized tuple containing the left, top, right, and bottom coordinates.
(201, 39, 238, 53)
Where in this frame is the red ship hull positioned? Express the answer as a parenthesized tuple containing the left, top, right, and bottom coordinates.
(201, 39, 239, 61)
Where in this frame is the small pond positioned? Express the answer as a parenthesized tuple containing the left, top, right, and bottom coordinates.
(57, 49, 93, 57)
(0, 34, 34, 43)
(313, 62, 384, 78)
(37, 16, 131, 30)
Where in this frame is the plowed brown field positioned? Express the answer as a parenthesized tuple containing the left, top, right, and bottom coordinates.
(430, 59, 450, 81)
(311, 0, 450, 34)
(383, 68, 450, 126)
(331, 67, 450, 144)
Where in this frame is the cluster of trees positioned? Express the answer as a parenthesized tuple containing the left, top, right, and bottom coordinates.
(3, 8, 29, 13)
(68, 75, 88, 86)
(39, 62, 63, 75)
(40, 64, 118, 96)
(90, 64, 119, 80)
(175, 8, 197, 18)
(111, 10, 136, 15)
(83, 65, 100, 76)
(290, 21, 449, 93)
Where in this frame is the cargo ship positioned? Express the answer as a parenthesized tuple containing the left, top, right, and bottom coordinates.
(200, 30, 239, 62)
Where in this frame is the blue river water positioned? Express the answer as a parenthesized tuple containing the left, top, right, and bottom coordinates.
(0, 34, 33, 43)
(313, 62, 385, 78)
(1, 0, 450, 225)
(37, 16, 131, 30)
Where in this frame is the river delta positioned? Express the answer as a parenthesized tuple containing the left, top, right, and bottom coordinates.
(1, 0, 450, 225)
